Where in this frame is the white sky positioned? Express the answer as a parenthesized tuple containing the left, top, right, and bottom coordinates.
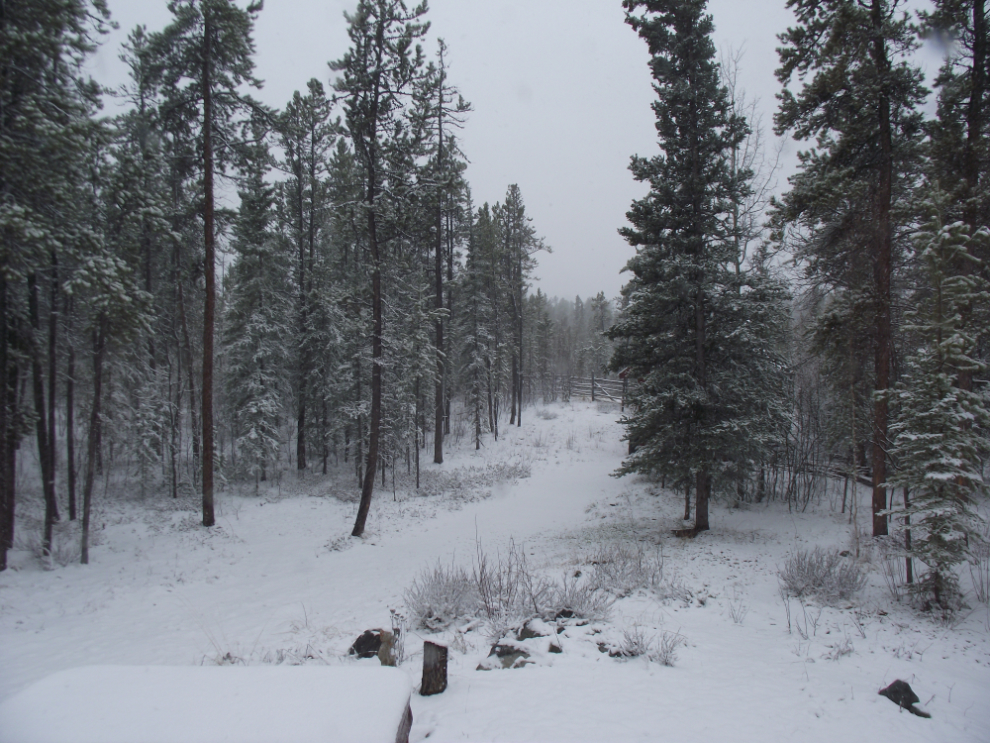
(90, 0, 940, 303)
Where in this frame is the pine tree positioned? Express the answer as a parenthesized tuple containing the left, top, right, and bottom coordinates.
(887, 204, 990, 610)
(150, 0, 264, 526)
(774, 0, 927, 536)
(609, 0, 789, 533)
(274, 78, 335, 473)
(0, 0, 111, 565)
(331, 0, 429, 537)
(224, 120, 290, 486)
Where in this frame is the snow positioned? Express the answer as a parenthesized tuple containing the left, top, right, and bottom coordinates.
(0, 666, 411, 743)
(1, 401, 988, 742)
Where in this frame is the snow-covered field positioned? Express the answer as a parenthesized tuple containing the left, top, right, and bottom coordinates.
(1, 401, 988, 742)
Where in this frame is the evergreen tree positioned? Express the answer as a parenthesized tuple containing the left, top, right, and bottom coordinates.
(609, 0, 789, 533)
(0, 0, 110, 565)
(224, 121, 290, 486)
(274, 78, 335, 473)
(331, 0, 429, 537)
(150, 0, 264, 526)
(774, 0, 927, 536)
(887, 204, 990, 610)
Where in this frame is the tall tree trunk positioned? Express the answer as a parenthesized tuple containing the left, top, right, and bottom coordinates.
(0, 275, 15, 571)
(296, 172, 308, 472)
(870, 0, 892, 537)
(28, 273, 57, 554)
(81, 315, 107, 564)
(352, 198, 382, 537)
(959, 0, 986, 394)
(176, 278, 199, 484)
(433, 109, 445, 465)
(694, 284, 710, 532)
(201, 8, 216, 528)
(47, 250, 58, 514)
(66, 333, 76, 521)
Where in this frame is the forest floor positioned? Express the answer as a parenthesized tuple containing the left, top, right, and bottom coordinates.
(1, 400, 988, 742)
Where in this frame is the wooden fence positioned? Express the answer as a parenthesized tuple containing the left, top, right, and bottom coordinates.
(567, 375, 630, 409)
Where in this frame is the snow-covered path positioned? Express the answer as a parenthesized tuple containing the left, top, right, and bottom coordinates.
(1, 401, 988, 742)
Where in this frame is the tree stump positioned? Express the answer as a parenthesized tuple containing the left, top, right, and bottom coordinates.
(420, 641, 448, 696)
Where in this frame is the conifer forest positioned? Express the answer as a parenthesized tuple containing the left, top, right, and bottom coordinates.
(1, 0, 988, 634)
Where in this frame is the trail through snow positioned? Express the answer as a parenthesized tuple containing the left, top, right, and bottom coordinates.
(1, 401, 988, 741)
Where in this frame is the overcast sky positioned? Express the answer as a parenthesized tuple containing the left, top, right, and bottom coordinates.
(90, 0, 940, 303)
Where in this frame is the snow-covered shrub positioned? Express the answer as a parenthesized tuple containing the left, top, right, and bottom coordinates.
(404, 559, 479, 631)
(588, 542, 688, 602)
(651, 630, 686, 667)
(535, 407, 558, 420)
(876, 536, 908, 602)
(474, 540, 613, 639)
(614, 626, 685, 667)
(778, 547, 866, 605)
(617, 626, 652, 657)
(551, 572, 613, 621)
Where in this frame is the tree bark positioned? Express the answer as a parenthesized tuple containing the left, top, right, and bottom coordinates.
(201, 7, 216, 528)
(81, 315, 107, 564)
(870, 0, 892, 537)
(0, 275, 15, 571)
(694, 284, 709, 532)
(28, 273, 57, 555)
(434, 64, 445, 465)
(420, 641, 448, 696)
(47, 250, 58, 515)
(66, 338, 76, 521)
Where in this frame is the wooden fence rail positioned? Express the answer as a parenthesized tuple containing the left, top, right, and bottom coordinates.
(566, 375, 631, 410)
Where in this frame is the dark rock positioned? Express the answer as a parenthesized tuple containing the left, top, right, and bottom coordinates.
(878, 680, 931, 718)
(348, 629, 384, 659)
(555, 609, 574, 620)
(516, 621, 549, 642)
(549, 642, 563, 654)
(477, 643, 531, 670)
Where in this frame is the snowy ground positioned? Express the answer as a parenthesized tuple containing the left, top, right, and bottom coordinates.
(1, 400, 988, 742)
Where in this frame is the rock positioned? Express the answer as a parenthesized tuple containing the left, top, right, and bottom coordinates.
(548, 642, 563, 654)
(516, 619, 551, 642)
(878, 680, 931, 718)
(555, 609, 574, 620)
(476, 643, 531, 670)
(349, 629, 384, 659)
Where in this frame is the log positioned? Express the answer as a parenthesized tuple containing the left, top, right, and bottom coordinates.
(420, 641, 448, 696)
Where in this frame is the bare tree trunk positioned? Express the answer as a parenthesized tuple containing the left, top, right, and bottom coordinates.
(694, 284, 709, 533)
(28, 273, 57, 554)
(0, 275, 16, 571)
(47, 251, 58, 516)
(201, 7, 216, 527)
(904, 486, 913, 584)
(66, 338, 76, 521)
(353, 185, 382, 537)
(433, 68, 445, 465)
(81, 315, 107, 564)
(869, 0, 892, 538)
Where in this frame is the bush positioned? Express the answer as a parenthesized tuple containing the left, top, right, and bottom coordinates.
(406, 539, 613, 640)
(404, 559, 479, 631)
(778, 546, 866, 605)
(588, 542, 690, 602)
